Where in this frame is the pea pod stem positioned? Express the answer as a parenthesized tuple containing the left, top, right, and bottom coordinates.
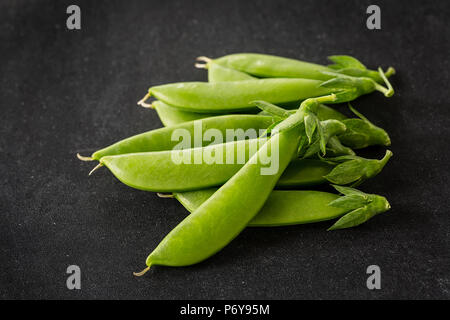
(88, 163, 103, 176)
(76, 153, 93, 161)
(137, 92, 153, 108)
(202, 53, 395, 84)
(157, 193, 174, 198)
(194, 56, 212, 69)
(384, 67, 396, 78)
(375, 67, 394, 97)
(133, 266, 151, 277)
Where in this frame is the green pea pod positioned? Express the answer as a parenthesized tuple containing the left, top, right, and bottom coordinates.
(174, 189, 347, 226)
(138, 69, 393, 113)
(134, 95, 335, 272)
(151, 62, 257, 126)
(201, 53, 394, 83)
(327, 185, 391, 230)
(97, 139, 334, 192)
(323, 150, 393, 186)
(206, 62, 256, 82)
(140, 78, 335, 113)
(153, 101, 218, 127)
(79, 114, 274, 161)
(154, 99, 347, 127)
(338, 104, 391, 149)
(151, 64, 347, 127)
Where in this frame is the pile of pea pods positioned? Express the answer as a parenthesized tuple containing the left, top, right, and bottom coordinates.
(78, 53, 396, 275)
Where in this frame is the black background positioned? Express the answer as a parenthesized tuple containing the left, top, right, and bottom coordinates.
(1, 0, 449, 299)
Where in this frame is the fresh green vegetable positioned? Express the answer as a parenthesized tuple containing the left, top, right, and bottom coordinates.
(77, 114, 274, 161)
(153, 101, 218, 127)
(94, 140, 336, 192)
(174, 187, 389, 228)
(203, 61, 256, 82)
(138, 71, 393, 113)
(134, 94, 336, 273)
(197, 53, 395, 83)
(175, 189, 346, 226)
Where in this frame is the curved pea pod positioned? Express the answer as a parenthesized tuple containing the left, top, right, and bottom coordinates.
(142, 79, 334, 113)
(323, 150, 393, 186)
(175, 189, 347, 226)
(82, 114, 274, 160)
(136, 95, 332, 270)
(206, 62, 256, 82)
(338, 104, 391, 149)
(155, 100, 348, 128)
(153, 101, 218, 127)
(327, 185, 391, 230)
(151, 63, 257, 126)
(100, 139, 262, 192)
(98, 139, 334, 192)
(200, 53, 394, 83)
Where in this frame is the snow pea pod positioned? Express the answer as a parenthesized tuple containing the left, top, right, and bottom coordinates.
(78, 114, 274, 161)
(151, 60, 348, 125)
(140, 78, 334, 113)
(138, 71, 393, 113)
(198, 53, 395, 83)
(175, 189, 346, 226)
(154, 99, 347, 128)
(151, 64, 257, 125)
(206, 62, 256, 82)
(135, 95, 331, 271)
(175, 186, 390, 229)
(98, 138, 335, 192)
(153, 101, 218, 127)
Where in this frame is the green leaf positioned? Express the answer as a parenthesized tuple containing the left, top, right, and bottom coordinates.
(338, 105, 391, 149)
(301, 120, 347, 159)
(328, 207, 368, 230)
(324, 160, 364, 185)
(296, 135, 309, 157)
(328, 194, 391, 230)
(329, 195, 369, 210)
(304, 114, 317, 143)
(332, 185, 368, 197)
(326, 136, 355, 157)
(319, 74, 358, 89)
(252, 100, 290, 119)
(328, 55, 367, 70)
(260, 119, 283, 137)
(324, 151, 393, 186)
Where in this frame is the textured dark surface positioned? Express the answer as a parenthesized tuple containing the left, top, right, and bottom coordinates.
(1, 0, 449, 299)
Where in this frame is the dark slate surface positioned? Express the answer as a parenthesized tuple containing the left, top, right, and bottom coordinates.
(1, 0, 449, 299)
